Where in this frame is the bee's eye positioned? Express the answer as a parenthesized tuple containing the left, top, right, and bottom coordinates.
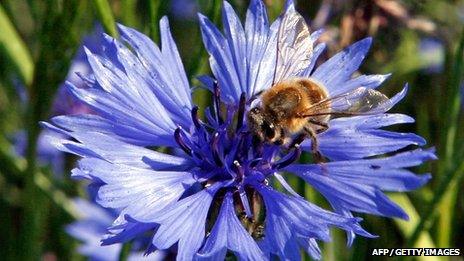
(262, 122, 275, 139)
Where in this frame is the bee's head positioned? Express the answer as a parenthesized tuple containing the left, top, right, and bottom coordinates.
(247, 107, 280, 143)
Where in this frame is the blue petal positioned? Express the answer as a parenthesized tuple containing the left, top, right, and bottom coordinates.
(85, 41, 178, 128)
(197, 75, 216, 93)
(66, 199, 123, 261)
(67, 220, 122, 261)
(245, 0, 271, 96)
(256, 185, 368, 259)
(51, 114, 166, 147)
(258, 186, 366, 238)
(295, 171, 409, 219)
(197, 192, 265, 260)
(330, 73, 391, 96)
(199, 13, 242, 103)
(297, 237, 322, 260)
(79, 160, 197, 223)
(283, 0, 296, 10)
(329, 202, 365, 246)
(273, 172, 300, 197)
(159, 17, 192, 108)
(98, 35, 184, 127)
(390, 84, 409, 107)
(247, 15, 280, 97)
(118, 22, 193, 126)
(222, 1, 247, 95)
(151, 183, 223, 260)
(67, 81, 176, 147)
(312, 38, 372, 94)
(285, 149, 435, 219)
(103, 219, 155, 245)
(40, 125, 190, 169)
(314, 114, 426, 160)
(288, 149, 434, 191)
(200, 0, 283, 102)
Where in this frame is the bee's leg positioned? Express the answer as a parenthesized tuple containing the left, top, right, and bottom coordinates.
(308, 119, 329, 134)
(273, 128, 287, 146)
(304, 127, 329, 174)
(289, 133, 307, 148)
(304, 126, 325, 163)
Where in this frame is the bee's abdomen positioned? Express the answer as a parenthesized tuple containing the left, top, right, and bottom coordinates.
(297, 78, 329, 105)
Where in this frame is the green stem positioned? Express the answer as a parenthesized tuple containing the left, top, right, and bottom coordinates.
(407, 159, 464, 247)
(443, 41, 464, 170)
(407, 27, 464, 248)
(20, 111, 43, 260)
(0, 143, 79, 219)
(390, 194, 437, 256)
(190, 0, 222, 112)
(148, 0, 161, 43)
(17, 1, 83, 256)
(118, 242, 133, 261)
(267, 0, 284, 20)
(0, 4, 34, 86)
(0, 147, 26, 186)
(93, 0, 118, 37)
(34, 171, 80, 219)
(121, 0, 138, 27)
(437, 26, 464, 247)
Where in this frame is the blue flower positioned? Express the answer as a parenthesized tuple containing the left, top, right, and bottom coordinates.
(42, 0, 434, 260)
(170, 0, 198, 21)
(418, 37, 444, 73)
(67, 198, 122, 261)
(67, 197, 167, 261)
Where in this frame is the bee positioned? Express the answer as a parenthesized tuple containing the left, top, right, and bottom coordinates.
(247, 6, 392, 160)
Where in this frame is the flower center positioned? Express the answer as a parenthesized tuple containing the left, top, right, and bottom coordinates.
(173, 82, 303, 236)
(173, 83, 302, 187)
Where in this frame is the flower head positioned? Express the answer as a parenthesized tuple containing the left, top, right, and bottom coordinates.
(43, 0, 434, 259)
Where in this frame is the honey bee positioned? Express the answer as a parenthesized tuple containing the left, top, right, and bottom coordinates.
(247, 6, 393, 160)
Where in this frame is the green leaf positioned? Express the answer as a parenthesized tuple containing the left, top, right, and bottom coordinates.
(118, 241, 133, 261)
(0, 4, 34, 86)
(407, 27, 464, 248)
(148, 0, 162, 43)
(436, 26, 464, 247)
(390, 195, 437, 252)
(121, 0, 138, 27)
(93, 0, 118, 37)
(407, 155, 464, 247)
(0, 141, 79, 219)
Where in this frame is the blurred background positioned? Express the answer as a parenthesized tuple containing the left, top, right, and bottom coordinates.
(0, 0, 463, 260)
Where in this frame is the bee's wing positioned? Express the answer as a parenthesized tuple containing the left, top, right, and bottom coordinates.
(297, 87, 393, 118)
(272, 8, 312, 85)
